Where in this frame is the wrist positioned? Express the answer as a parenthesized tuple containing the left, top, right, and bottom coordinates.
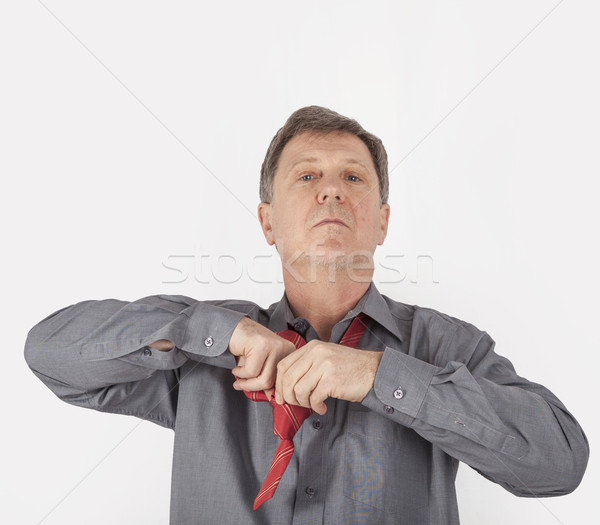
(359, 350, 383, 402)
(149, 339, 175, 352)
(369, 350, 383, 374)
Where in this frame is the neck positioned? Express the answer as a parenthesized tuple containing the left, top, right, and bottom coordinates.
(283, 266, 372, 342)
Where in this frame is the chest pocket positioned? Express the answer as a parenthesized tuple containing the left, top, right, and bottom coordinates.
(343, 403, 431, 515)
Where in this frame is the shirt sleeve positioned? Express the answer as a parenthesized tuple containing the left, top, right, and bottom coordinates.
(23, 294, 250, 429)
(361, 307, 589, 498)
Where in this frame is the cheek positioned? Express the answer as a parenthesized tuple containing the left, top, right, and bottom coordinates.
(355, 207, 384, 241)
(354, 203, 378, 227)
(271, 210, 301, 240)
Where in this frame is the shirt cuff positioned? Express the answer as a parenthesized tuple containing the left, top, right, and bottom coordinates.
(116, 303, 248, 370)
(179, 302, 248, 358)
(199, 348, 237, 369)
(361, 346, 437, 427)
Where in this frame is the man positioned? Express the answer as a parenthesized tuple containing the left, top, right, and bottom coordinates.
(24, 105, 588, 524)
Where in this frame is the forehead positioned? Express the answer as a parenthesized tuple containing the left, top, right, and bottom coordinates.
(279, 131, 375, 171)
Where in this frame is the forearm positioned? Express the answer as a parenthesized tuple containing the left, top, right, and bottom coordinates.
(24, 295, 247, 393)
(362, 339, 589, 496)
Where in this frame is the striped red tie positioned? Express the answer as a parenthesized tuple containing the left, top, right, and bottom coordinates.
(244, 312, 370, 510)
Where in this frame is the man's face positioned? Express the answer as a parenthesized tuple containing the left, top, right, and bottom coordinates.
(258, 131, 390, 279)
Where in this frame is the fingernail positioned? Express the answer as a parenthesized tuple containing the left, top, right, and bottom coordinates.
(275, 392, 282, 404)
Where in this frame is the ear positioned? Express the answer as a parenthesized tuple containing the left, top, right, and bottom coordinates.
(257, 202, 275, 246)
(377, 203, 391, 245)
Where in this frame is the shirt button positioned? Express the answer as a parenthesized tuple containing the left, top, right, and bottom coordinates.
(312, 419, 322, 430)
(393, 387, 404, 399)
(142, 347, 152, 356)
(293, 318, 308, 334)
(204, 336, 214, 347)
(305, 486, 316, 497)
(384, 405, 394, 415)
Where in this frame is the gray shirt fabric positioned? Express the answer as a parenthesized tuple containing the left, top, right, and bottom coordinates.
(24, 282, 589, 524)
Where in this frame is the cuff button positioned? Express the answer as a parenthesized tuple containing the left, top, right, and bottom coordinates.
(204, 336, 214, 347)
(393, 387, 404, 399)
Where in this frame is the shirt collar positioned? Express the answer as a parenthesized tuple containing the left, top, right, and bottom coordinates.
(269, 281, 404, 344)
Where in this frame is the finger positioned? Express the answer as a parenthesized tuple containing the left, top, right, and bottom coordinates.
(231, 364, 252, 379)
(275, 347, 307, 404)
(231, 349, 266, 379)
(277, 344, 307, 372)
(291, 366, 321, 409)
(255, 348, 279, 390)
(235, 343, 290, 391)
(308, 381, 329, 415)
(234, 373, 273, 392)
(231, 355, 245, 375)
(263, 387, 274, 401)
(280, 356, 313, 407)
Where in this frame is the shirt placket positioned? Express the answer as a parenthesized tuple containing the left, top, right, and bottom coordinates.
(287, 317, 331, 525)
(291, 405, 328, 525)
(287, 314, 366, 524)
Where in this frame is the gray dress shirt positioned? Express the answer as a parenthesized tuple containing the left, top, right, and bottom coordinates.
(23, 282, 589, 524)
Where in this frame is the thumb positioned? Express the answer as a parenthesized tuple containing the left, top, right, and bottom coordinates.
(231, 356, 246, 377)
(263, 387, 275, 400)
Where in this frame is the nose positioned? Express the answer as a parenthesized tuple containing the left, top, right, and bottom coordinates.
(316, 172, 345, 203)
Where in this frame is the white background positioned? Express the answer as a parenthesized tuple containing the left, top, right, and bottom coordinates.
(1, 1, 597, 524)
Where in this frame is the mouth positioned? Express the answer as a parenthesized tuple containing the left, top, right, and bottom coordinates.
(315, 218, 348, 228)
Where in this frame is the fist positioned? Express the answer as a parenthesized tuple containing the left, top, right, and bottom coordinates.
(229, 317, 297, 392)
(275, 341, 383, 414)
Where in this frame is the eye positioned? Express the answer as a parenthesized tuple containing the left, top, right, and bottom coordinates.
(297, 172, 361, 182)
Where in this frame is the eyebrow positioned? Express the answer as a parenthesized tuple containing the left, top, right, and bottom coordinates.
(286, 157, 371, 174)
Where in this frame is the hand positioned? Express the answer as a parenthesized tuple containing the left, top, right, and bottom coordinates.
(229, 317, 297, 392)
(274, 341, 383, 415)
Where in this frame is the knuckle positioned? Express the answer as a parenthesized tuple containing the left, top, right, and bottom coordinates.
(260, 375, 274, 390)
(320, 359, 331, 372)
(293, 384, 305, 397)
(322, 357, 336, 370)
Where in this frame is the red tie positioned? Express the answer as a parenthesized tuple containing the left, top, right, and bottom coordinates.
(244, 312, 370, 510)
